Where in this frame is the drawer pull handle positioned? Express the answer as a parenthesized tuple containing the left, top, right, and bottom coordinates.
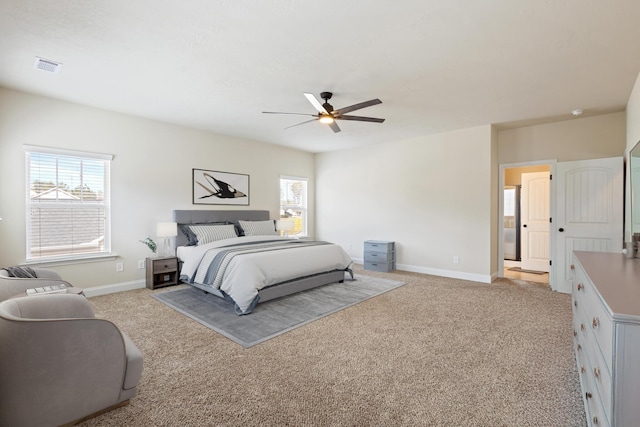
(577, 344, 582, 351)
(577, 283, 583, 291)
(585, 392, 592, 399)
(592, 317, 599, 329)
(574, 300, 577, 308)
(580, 323, 585, 331)
(570, 264, 575, 270)
(580, 365, 586, 374)
(593, 367, 600, 378)
(592, 416, 598, 424)
(573, 330, 577, 337)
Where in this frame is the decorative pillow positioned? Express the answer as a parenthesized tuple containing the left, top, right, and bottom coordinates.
(178, 224, 199, 246)
(179, 222, 230, 246)
(238, 220, 277, 236)
(187, 224, 238, 245)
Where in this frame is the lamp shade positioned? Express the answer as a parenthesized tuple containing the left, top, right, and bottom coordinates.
(277, 218, 295, 232)
(156, 222, 177, 237)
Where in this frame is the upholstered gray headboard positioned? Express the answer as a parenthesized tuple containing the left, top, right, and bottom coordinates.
(173, 210, 270, 247)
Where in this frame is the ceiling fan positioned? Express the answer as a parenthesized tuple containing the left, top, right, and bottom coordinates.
(263, 91, 385, 133)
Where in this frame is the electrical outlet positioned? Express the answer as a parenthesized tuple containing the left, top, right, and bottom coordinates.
(138, 260, 145, 269)
(453, 256, 460, 264)
(116, 262, 124, 272)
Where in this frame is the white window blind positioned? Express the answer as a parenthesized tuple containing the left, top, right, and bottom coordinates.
(280, 176, 308, 237)
(25, 146, 112, 261)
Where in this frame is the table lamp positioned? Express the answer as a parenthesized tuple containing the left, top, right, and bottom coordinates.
(277, 218, 295, 237)
(156, 222, 177, 256)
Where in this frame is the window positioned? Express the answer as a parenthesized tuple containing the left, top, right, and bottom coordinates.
(25, 145, 112, 262)
(279, 176, 307, 237)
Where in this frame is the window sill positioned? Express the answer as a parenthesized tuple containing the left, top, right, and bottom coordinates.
(23, 253, 119, 268)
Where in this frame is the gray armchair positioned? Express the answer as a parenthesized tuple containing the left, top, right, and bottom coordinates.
(0, 268, 72, 301)
(0, 294, 143, 427)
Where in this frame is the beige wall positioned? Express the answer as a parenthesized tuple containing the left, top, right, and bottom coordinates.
(315, 111, 626, 283)
(1, 80, 632, 290)
(504, 165, 550, 187)
(498, 112, 626, 164)
(0, 88, 315, 289)
(316, 125, 495, 282)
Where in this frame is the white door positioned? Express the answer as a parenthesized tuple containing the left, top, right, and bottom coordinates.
(521, 172, 550, 272)
(555, 157, 623, 293)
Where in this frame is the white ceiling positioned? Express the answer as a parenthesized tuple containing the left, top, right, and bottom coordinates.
(1, 1, 639, 153)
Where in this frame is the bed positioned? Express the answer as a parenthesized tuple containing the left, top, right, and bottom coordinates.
(173, 210, 353, 315)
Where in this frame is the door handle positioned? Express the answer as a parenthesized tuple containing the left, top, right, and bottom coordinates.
(523, 224, 527, 228)
(559, 228, 564, 232)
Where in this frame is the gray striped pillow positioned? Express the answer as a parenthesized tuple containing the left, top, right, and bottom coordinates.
(238, 220, 277, 236)
(188, 224, 238, 245)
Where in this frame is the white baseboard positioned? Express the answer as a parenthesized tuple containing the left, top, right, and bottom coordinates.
(83, 280, 146, 298)
(352, 259, 493, 284)
(83, 259, 497, 298)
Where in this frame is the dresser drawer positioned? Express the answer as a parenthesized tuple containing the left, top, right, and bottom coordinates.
(581, 350, 611, 427)
(587, 333, 612, 421)
(364, 261, 395, 272)
(364, 240, 394, 254)
(364, 251, 394, 262)
(574, 275, 613, 370)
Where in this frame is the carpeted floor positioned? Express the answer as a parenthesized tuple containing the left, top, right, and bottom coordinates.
(81, 266, 585, 426)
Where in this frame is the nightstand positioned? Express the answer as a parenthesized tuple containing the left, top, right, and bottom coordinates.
(146, 256, 179, 290)
(364, 240, 396, 272)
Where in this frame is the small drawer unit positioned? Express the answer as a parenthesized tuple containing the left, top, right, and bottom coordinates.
(364, 240, 395, 272)
(146, 256, 179, 290)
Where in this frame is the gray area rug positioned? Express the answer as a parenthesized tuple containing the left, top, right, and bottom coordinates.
(152, 275, 405, 347)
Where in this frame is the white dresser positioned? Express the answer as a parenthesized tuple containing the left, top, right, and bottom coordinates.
(572, 251, 640, 427)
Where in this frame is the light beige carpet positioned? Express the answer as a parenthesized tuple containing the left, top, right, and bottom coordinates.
(81, 266, 585, 426)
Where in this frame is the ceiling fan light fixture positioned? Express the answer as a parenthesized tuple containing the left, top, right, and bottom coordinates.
(319, 116, 334, 124)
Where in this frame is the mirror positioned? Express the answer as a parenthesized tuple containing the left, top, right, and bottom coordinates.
(631, 141, 640, 236)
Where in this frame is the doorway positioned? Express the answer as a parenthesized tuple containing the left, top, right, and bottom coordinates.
(499, 157, 624, 292)
(500, 163, 552, 285)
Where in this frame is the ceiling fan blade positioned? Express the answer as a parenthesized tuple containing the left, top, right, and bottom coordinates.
(304, 93, 329, 114)
(328, 121, 341, 133)
(334, 99, 382, 115)
(263, 111, 316, 117)
(336, 115, 385, 123)
(284, 118, 318, 129)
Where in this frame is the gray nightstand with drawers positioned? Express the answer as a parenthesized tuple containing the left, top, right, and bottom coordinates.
(364, 240, 395, 272)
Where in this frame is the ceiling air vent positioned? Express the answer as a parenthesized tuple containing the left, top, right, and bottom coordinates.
(34, 57, 62, 73)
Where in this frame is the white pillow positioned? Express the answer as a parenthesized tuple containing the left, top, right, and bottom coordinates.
(239, 220, 277, 236)
(188, 224, 237, 245)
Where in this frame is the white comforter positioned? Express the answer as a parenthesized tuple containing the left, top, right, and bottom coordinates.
(178, 236, 353, 314)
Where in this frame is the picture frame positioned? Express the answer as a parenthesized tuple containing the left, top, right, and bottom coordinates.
(192, 168, 249, 205)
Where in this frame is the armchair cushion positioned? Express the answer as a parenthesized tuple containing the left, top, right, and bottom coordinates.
(0, 294, 143, 426)
(1, 293, 95, 319)
(122, 332, 144, 391)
